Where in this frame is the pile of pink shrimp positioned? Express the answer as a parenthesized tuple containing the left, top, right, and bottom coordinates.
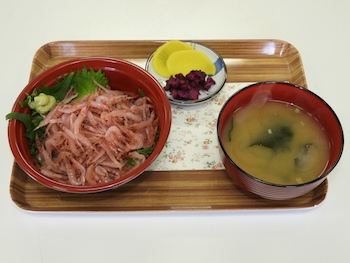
(35, 86, 159, 186)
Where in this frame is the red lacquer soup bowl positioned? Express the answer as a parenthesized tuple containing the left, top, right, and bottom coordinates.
(217, 82, 344, 200)
(8, 57, 172, 193)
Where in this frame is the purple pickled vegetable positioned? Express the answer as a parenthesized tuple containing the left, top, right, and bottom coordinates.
(204, 77, 215, 90)
(164, 70, 216, 100)
(188, 89, 200, 100)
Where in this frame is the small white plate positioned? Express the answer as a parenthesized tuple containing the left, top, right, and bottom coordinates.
(145, 41, 227, 106)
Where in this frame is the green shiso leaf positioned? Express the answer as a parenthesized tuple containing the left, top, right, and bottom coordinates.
(6, 67, 109, 156)
(71, 67, 108, 100)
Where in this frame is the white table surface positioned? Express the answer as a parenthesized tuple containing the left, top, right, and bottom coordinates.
(1, 1, 349, 262)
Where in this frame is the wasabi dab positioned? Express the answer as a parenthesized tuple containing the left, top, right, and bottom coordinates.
(28, 93, 57, 114)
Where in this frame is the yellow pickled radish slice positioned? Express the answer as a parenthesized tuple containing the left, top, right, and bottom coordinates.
(166, 50, 216, 76)
(151, 40, 194, 77)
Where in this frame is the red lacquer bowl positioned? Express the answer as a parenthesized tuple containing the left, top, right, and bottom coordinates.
(8, 57, 172, 193)
(217, 82, 344, 200)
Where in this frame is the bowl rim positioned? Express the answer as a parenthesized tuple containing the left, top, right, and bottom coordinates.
(8, 57, 172, 193)
(217, 81, 344, 188)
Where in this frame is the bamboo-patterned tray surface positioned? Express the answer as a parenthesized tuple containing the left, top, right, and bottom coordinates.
(10, 40, 327, 212)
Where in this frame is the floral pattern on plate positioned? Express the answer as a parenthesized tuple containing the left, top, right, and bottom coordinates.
(148, 83, 251, 171)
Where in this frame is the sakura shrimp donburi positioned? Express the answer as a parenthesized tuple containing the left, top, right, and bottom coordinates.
(7, 65, 161, 187)
(7, 58, 171, 193)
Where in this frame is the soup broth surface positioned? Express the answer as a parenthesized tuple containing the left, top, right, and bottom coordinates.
(222, 100, 329, 185)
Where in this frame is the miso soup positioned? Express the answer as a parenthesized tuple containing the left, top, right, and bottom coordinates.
(222, 100, 330, 185)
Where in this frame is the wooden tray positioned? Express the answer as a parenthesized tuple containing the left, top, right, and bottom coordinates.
(10, 40, 328, 212)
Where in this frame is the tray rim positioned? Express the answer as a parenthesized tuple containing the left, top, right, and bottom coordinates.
(9, 39, 327, 212)
(10, 166, 328, 212)
(29, 39, 308, 88)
